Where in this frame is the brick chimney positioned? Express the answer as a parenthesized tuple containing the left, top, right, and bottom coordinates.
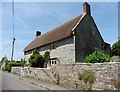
(36, 31, 41, 37)
(83, 2, 91, 15)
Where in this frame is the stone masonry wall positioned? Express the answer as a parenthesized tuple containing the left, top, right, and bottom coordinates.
(24, 36, 75, 64)
(11, 62, 120, 90)
(75, 14, 108, 62)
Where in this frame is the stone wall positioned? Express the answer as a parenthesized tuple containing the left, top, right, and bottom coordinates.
(11, 62, 120, 90)
(75, 14, 110, 62)
(24, 36, 75, 64)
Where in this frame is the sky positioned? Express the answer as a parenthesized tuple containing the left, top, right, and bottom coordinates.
(1, 2, 118, 61)
(118, 1, 120, 40)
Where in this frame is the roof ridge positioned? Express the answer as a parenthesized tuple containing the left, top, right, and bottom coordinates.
(72, 13, 86, 31)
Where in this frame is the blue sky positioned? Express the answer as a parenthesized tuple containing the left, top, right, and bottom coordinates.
(1, 2, 118, 61)
(118, 1, 120, 40)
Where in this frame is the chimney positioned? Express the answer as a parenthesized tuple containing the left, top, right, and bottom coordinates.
(36, 31, 41, 37)
(83, 2, 91, 15)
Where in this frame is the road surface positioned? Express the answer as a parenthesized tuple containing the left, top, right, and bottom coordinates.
(1, 71, 46, 90)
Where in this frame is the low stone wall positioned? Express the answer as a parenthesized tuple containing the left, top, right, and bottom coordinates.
(11, 62, 120, 90)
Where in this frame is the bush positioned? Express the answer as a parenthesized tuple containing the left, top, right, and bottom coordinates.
(84, 50, 111, 63)
(5, 62, 11, 72)
(82, 70, 94, 84)
(78, 70, 94, 84)
(111, 40, 120, 56)
(29, 49, 44, 67)
(29, 50, 51, 68)
(5, 61, 25, 72)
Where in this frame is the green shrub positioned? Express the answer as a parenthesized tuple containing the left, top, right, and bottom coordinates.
(5, 61, 25, 72)
(29, 49, 44, 67)
(5, 62, 11, 72)
(78, 70, 94, 84)
(84, 50, 111, 63)
(111, 40, 120, 56)
(82, 70, 94, 84)
(29, 50, 50, 68)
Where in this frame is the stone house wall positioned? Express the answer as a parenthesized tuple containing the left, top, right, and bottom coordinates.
(75, 14, 109, 62)
(24, 36, 75, 65)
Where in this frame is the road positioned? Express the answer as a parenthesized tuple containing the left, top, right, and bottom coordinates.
(1, 71, 47, 90)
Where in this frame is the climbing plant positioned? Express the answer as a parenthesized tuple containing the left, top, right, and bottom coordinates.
(43, 51, 50, 68)
(43, 51, 50, 62)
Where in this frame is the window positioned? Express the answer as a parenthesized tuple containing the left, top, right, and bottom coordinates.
(55, 61, 56, 64)
(24, 50, 32, 55)
(49, 59, 57, 67)
(24, 52, 27, 55)
(50, 45, 52, 50)
(49, 61, 51, 66)
(53, 45, 55, 49)
(50, 44, 56, 50)
(52, 61, 54, 64)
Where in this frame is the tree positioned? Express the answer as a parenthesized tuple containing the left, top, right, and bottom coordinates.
(29, 49, 44, 67)
(111, 40, 120, 56)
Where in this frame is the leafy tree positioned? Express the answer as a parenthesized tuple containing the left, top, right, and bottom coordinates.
(84, 50, 111, 63)
(111, 40, 120, 56)
(29, 49, 44, 67)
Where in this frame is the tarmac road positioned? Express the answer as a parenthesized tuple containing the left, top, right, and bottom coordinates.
(1, 71, 46, 91)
